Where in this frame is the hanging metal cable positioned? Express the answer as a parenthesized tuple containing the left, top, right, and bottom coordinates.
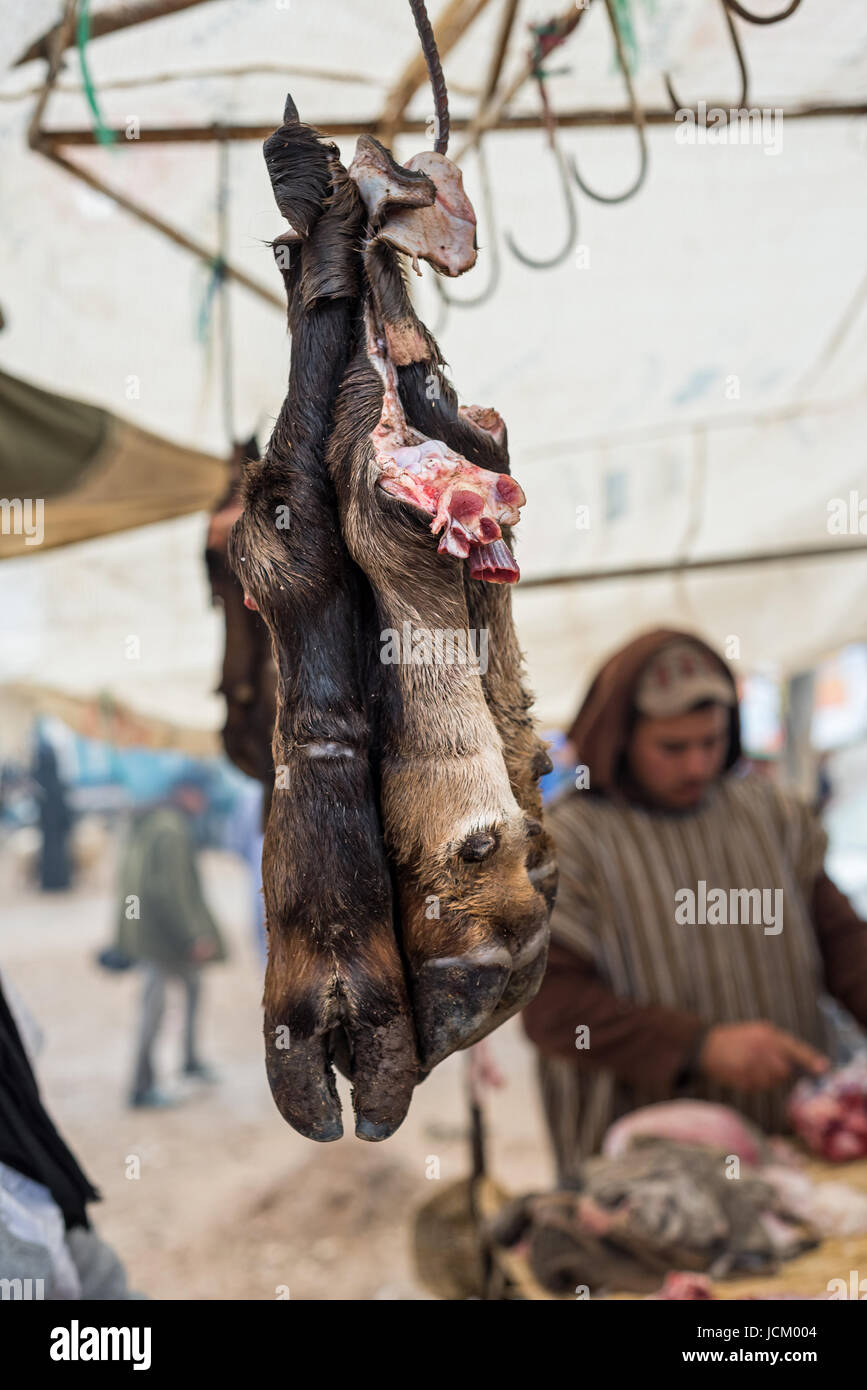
(408, 0, 450, 153)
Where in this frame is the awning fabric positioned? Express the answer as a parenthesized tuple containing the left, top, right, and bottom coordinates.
(0, 367, 226, 557)
(1, 0, 866, 737)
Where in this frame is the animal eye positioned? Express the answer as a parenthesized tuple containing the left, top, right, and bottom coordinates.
(524, 817, 543, 839)
(459, 831, 497, 862)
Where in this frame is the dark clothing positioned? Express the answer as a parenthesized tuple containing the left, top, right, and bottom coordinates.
(115, 806, 226, 967)
(33, 741, 73, 891)
(115, 805, 225, 1102)
(0, 980, 98, 1230)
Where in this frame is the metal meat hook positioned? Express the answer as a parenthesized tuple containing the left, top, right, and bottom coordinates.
(665, 0, 750, 113)
(723, 0, 803, 25)
(570, 0, 649, 206)
(505, 129, 579, 270)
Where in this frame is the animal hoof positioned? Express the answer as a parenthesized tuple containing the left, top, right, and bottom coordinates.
(346, 1015, 419, 1141)
(355, 1116, 398, 1141)
(264, 1026, 343, 1142)
(413, 946, 512, 1069)
(457, 926, 550, 1052)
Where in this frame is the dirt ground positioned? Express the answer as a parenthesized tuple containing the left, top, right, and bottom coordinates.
(0, 838, 554, 1301)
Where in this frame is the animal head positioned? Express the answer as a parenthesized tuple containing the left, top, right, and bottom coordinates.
(227, 454, 296, 633)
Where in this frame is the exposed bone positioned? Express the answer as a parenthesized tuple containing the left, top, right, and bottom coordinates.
(365, 325, 524, 570)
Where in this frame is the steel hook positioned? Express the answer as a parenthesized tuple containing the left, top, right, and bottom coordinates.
(723, 0, 803, 25)
(434, 142, 502, 307)
(504, 133, 578, 270)
(569, 0, 649, 206)
(665, 0, 749, 113)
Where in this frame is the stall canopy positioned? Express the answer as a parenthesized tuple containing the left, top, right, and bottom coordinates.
(0, 366, 225, 556)
(0, 0, 865, 744)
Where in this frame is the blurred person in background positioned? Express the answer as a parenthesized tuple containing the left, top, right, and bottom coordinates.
(31, 734, 73, 892)
(113, 775, 227, 1108)
(524, 629, 867, 1181)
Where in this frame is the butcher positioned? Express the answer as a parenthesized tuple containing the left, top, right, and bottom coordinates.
(523, 628, 867, 1179)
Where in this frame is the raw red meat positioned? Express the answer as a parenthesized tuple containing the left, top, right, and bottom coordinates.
(788, 1055, 867, 1161)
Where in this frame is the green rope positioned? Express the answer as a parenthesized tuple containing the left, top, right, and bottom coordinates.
(76, 0, 116, 147)
(611, 0, 659, 72)
(611, 0, 638, 67)
(196, 258, 226, 343)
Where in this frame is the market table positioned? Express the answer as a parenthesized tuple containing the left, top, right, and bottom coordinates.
(490, 1153, 867, 1301)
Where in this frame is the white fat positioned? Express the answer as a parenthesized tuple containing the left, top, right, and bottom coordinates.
(305, 742, 356, 759)
(423, 946, 513, 972)
(510, 927, 549, 968)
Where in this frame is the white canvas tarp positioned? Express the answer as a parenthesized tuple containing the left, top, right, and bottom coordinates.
(0, 0, 865, 737)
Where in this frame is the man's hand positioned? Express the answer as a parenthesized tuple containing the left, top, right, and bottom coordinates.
(698, 1021, 829, 1091)
(189, 937, 218, 964)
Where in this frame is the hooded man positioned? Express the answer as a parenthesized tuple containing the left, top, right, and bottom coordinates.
(523, 629, 867, 1181)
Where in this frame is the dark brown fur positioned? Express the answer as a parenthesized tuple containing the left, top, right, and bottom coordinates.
(228, 115, 417, 1141)
(326, 239, 548, 1070)
(360, 243, 558, 1045)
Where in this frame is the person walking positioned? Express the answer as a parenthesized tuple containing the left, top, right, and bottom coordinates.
(114, 776, 227, 1108)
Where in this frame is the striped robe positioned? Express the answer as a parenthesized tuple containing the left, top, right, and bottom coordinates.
(537, 774, 829, 1179)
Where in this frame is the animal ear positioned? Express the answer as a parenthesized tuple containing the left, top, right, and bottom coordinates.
(348, 135, 436, 225)
(282, 93, 300, 126)
(263, 110, 331, 239)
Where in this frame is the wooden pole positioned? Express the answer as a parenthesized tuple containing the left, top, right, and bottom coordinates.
(38, 101, 867, 147)
(26, 6, 282, 312)
(37, 144, 284, 310)
(517, 542, 867, 590)
(16, 0, 217, 67)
